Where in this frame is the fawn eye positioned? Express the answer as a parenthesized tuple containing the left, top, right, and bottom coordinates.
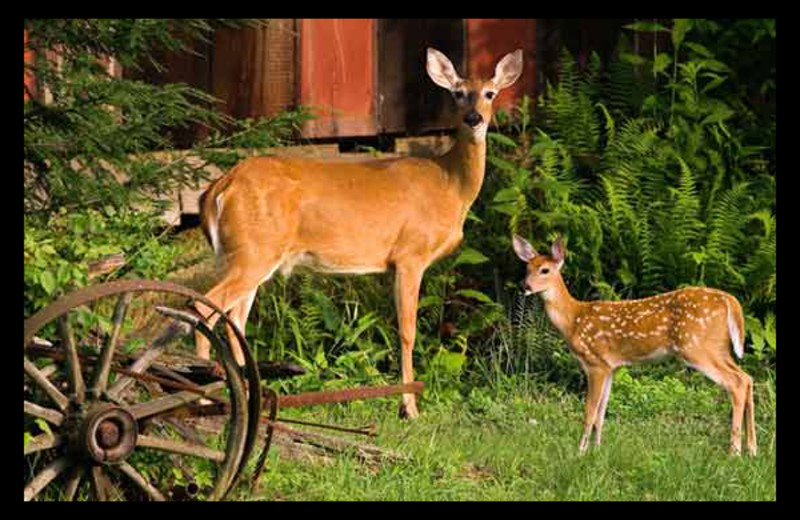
(485, 91, 496, 100)
(454, 90, 466, 100)
(540, 268, 550, 275)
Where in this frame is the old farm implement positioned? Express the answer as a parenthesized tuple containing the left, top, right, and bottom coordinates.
(24, 280, 424, 501)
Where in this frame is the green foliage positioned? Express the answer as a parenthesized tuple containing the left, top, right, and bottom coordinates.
(255, 248, 505, 398)
(24, 19, 312, 215)
(23, 206, 182, 318)
(23, 19, 312, 324)
(475, 20, 775, 383)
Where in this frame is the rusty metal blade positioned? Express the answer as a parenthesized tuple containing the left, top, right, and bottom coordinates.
(277, 381, 424, 409)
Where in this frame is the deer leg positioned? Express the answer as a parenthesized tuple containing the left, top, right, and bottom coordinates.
(394, 263, 424, 420)
(579, 367, 611, 454)
(593, 372, 614, 447)
(195, 256, 281, 365)
(225, 289, 258, 366)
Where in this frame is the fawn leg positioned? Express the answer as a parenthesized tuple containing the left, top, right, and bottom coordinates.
(593, 372, 614, 446)
(579, 367, 611, 454)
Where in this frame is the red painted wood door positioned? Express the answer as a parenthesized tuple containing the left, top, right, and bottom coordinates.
(466, 19, 538, 112)
(299, 19, 378, 138)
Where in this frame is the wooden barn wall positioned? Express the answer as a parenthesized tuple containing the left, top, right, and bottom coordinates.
(465, 19, 537, 113)
(24, 30, 36, 102)
(299, 19, 378, 138)
(378, 19, 465, 135)
(214, 20, 297, 121)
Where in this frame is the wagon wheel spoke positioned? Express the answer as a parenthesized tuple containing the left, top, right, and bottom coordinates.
(91, 292, 132, 398)
(106, 319, 191, 401)
(24, 400, 64, 426)
(128, 381, 228, 420)
(59, 315, 86, 404)
(116, 461, 167, 501)
(24, 356, 68, 411)
(24, 280, 259, 502)
(23, 456, 72, 502)
(90, 465, 114, 501)
(24, 432, 63, 456)
(63, 464, 85, 501)
(136, 434, 226, 462)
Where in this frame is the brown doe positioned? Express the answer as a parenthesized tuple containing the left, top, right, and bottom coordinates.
(193, 48, 523, 418)
(512, 235, 757, 455)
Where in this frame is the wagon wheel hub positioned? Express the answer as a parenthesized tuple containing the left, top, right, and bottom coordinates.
(73, 403, 138, 464)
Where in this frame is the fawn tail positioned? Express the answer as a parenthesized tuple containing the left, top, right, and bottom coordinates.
(725, 295, 746, 359)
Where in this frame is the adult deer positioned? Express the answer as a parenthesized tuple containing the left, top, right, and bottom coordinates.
(512, 235, 757, 455)
(193, 48, 523, 419)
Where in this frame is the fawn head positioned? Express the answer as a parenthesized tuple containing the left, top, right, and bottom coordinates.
(513, 235, 566, 296)
(426, 48, 523, 140)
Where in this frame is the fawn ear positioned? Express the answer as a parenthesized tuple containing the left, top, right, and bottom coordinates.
(493, 49, 523, 91)
(551, 235, 566, 270)
(513, 235, 537, 263)
(427, 48, 462, 91)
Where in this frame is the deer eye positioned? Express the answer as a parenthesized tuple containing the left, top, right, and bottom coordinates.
(540, 267, 550, 275)
(454, 90, 466, 100)
(485, 91, 496, 100)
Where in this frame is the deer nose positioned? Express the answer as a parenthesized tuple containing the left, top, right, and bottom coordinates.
(463, 111, 483, 128)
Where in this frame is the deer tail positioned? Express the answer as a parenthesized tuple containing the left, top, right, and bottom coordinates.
(199, 168, 237, 259)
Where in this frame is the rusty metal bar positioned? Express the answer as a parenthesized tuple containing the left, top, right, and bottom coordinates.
(277, 381, 425, 409)
(273, 417, 377, 438)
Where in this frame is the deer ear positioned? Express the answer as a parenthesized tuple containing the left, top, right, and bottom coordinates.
(426, 48, 462, 91)
(513, 234, 537, 263)
(551, 235, 566, 269)
(492, 49, 523, 91)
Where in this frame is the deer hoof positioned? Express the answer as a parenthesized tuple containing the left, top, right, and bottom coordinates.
(398, 400, 419, 420)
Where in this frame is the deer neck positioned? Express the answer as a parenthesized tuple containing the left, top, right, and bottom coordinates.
(540, 275, 582, 339)
(439, 125, 488, 213)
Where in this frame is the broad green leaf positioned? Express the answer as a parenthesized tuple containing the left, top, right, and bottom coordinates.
(454, 247, 489, 266)
(624, 21, 671, 33)
(455, 288, 495, 304)
(672, 19, 693, 48)
(685, 41, 713, 58)
(653, 53, 672, 75)
(620, 52, 648, 66)
(492, 187, 519, 203)
(701, 105, 735, 126)
(488, 132, 518, 148)
(487, 156, 518, 174)
(39, 270, 56, 295)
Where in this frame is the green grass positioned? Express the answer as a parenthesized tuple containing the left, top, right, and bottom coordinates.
(234, 379, 776, 501)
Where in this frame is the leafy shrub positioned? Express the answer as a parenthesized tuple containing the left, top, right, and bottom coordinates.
(475, 19, 776, 385)
(24, 206, 182, 317)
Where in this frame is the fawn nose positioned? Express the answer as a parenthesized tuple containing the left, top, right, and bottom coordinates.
(463, 111, 483, 128)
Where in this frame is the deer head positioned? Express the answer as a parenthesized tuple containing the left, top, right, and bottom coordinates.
(426, 48, 523, 140)
(513, 234, 565, 297)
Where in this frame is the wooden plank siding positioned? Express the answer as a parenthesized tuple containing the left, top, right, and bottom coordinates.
(377, 19, 465, 135)
(465, 19, 537, 114)
(24, 30, 36, 102)
(299, 19, 378, 138)
(213, 20, 298, 121)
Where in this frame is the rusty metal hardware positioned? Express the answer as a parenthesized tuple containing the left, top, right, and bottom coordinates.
(277, 382, 425, 409)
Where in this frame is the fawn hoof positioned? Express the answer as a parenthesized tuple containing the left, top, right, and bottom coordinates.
(578, 439, 591, 455)
(748, 442, 758, 457)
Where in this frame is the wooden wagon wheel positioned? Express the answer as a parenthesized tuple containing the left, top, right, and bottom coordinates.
(24, 280, 262, 502)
